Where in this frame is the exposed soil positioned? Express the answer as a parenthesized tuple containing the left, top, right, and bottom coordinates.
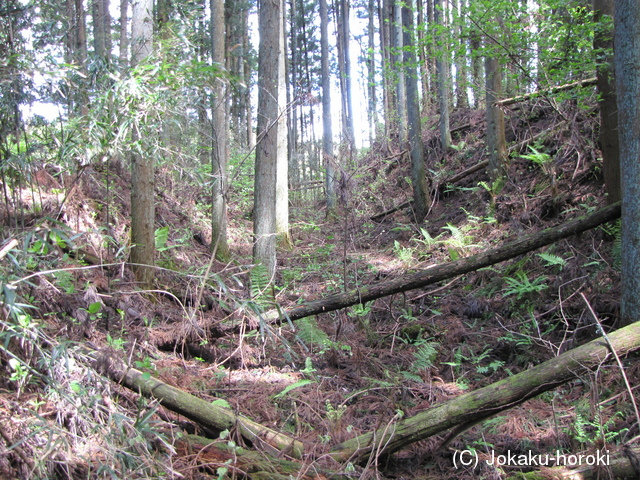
(0, 97, 631, 480)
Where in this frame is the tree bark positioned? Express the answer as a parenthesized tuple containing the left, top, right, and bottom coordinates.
(118, 0, 128, 65)
(485, 53, 508, 182)
(453, 0, 469, 109)
(252, 202, 620, 325)
(93, 350, 303, 458)
(367, 0, 377, 143)
(320, 0, 336, 215)
(335, 0, 355, 151)
(276, 0, 291, 249)
(394, 0, 407, 143)
(211, 0, 230, 260)
(593, 0, 620, 204)
(254, 0, 281, 278)
(402, 2, 429, 223)
(129, 0, 155, 286)
(416, 0, 430, 111)
(434, 0, 451, 151)
(380, 0, 395, 137)
(330, 320, 640, 464)
(91, 0, 112, 64)
(615, 0, 640, 327)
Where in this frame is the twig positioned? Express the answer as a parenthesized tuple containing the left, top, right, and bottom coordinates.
(0, 239, 18, 260)
(581, 293, 640, 435)
(0, 422, 35, 470)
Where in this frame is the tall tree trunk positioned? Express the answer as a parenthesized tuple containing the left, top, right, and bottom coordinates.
(453, 0, 469, 109)
(593, 0, 620, 204)
(416, 0, 430, 111)
(470, 29, 482, 108)
(64, 0, 89, 116)
(244, 14, 255, 150)
(210, 0, 230, 260)
(320, 0, 336, 215)
(92, 0, 112, 64)
(426, 0, 437, 100)
(379, 0, 394, 137)
(615, 0, 640, 326)
(276, 0, 291, 248)
(129, 0, 155, 285)
(119, 0, 129, 65)
(254, 0, 281, 278)
(403, 2, 429, 222)
(367, 0, 377, 143)
(485, 51, 508, 182)
(335, 0, 355, 151)
(434, 0, 451, 150)
(394, 0, 407, 143)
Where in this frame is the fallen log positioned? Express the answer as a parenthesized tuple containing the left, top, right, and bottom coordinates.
(371, 200, 412, 221)
(178, 434, 348, 479)
(495, 77, 597, 107)
(444, 159, 489, 186)
(443, 125, 564, 188)
(254, 202, 620, 326)
(93, 349, 304, 459)
(330, 320, 640, 465)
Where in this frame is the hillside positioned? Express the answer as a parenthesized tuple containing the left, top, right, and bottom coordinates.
(0, 98, 632, 480)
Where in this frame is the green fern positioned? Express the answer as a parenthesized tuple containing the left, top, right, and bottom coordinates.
(401, 371, 424, 383)
(536, 252, 567, 269)
(610, 219, 621, 269)
(249, 263, 272, 305)
(521, 145, 553, 169)
(410, 341, 439, 373)
(296, 317, 331, 350)
(273, 379, 315, 399)
(418, 227, 439, 248)
(503, 271, 548, 299)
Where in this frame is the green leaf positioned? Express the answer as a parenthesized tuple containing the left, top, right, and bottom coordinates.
(536, 252, 567, 268)
(88, 302, 102, 315)
(273, 379, 315, 399)
(212, 398, 231, 409)
(155, 226, 169, 250)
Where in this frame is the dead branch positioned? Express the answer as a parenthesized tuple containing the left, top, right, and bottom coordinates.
(443, 124, 564, 187)
(496, 78, 597, 107)
(371, 200, 411, 221)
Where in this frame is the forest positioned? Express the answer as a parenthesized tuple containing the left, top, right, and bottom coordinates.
(1, 0, 640, 478)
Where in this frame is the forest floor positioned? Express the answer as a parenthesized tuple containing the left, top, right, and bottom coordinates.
(0, 98, 634, 480)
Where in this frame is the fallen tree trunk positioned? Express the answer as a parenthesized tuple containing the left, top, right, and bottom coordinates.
(495, 77, 597, 107)
(175, 435, 319, 480)
(255, 202, 620, 325)
(371, 200, 412, 221)
(444, 159, 489, 186)
(443, 125, 564, 188)
(330, 320, 640, 464)
(93, 350, 304, 459)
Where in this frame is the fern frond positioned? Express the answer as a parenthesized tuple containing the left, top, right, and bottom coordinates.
(536, 252, 567, 268)
(250, 263, 271, 304)
(296, 317, 330, 349)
